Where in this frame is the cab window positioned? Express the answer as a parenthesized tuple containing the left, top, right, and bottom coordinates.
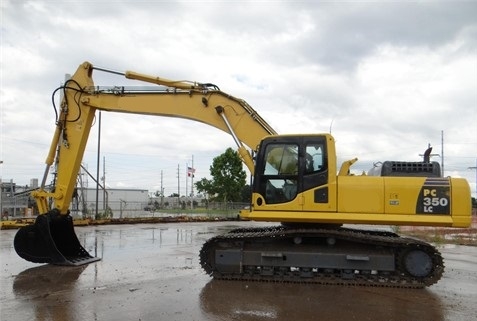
(261, 144, 298, 203)
(305, 143, 325, 174)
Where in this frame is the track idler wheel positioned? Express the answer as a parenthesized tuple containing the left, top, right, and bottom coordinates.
(401, 248, 433, 278)
(14, 209, 100, 266)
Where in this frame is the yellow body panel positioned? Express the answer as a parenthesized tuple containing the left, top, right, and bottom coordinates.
(337, 176, 385, 214)
(449, 178, 473, 227)
(244, 171, 472, 228)
(301, 185, 337, 212)
(241, 208, 462, 226)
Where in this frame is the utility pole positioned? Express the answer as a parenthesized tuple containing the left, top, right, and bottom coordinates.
(469, 158, 477, 199)
(441, 130, 444, 176)
(0, 161, 3, 218)
(160, 170, 164, 208)
(191, 155, 194, 210)
(102, 156, 106, 211)
(177, 164, 180, 208)
(185, 162, 188, 205)
(95, 111, 102, 219)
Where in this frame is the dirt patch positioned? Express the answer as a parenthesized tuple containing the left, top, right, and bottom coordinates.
(399, 216, 477, 246)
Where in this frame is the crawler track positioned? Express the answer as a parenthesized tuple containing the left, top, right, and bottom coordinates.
(200, 226, 443, 288)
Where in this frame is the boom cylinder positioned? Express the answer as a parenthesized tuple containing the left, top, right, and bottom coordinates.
(215, 106, 255, 174)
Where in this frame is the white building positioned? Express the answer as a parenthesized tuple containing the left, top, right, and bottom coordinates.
(72, 187, 149, 219)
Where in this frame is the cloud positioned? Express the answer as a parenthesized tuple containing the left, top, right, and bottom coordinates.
(1, 0, 476, 197)
(296, 2, 477, 70)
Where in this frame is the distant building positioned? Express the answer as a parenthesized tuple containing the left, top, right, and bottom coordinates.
(0, 179, 36, 219)
(0, 179, 150, 219)
(72, 187, 149, 219)
(1, 178, 214, 220)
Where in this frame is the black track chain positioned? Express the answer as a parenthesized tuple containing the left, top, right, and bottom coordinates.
(199, 226, 444, 289)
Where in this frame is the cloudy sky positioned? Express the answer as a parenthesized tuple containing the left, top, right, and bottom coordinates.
(1, 0, 476, 198)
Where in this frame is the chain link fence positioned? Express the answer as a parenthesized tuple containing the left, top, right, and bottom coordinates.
(69, 200, 249, 220)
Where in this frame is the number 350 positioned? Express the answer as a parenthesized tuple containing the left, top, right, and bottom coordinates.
(423, 197, 448, 207)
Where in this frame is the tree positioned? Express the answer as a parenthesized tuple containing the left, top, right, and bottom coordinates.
(195, 148, 246, 202)
(241, 184, 252, 203)
(195, 178, 214, 198)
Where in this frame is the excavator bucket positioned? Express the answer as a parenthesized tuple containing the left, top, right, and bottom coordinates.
(14, 210, 100, 266)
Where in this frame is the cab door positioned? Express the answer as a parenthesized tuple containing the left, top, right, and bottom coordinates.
(301, 137, 336, 212)
(253, 137, 301, 211)
(253, 135, 335, 212)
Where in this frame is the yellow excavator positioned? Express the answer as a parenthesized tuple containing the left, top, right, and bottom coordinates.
(14, 62, 472, 287)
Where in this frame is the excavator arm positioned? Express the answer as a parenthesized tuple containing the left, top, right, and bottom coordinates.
(14, 61, 276, 265)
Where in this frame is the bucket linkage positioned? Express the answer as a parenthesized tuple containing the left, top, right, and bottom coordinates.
(14, 209, 100, 266)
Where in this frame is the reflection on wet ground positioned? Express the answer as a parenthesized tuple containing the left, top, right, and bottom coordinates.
(201, 280, 442, 321)
(1, 221, 476, 321)
(13, 265, 87, 321)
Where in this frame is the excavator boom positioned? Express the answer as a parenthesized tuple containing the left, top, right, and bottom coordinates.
(37, 62, 276, 216)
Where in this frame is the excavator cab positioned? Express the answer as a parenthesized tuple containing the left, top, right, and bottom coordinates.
(14, 209, 100, 266)
(252, 135, 333, 210)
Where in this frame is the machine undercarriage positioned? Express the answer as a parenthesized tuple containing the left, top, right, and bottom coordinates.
(200, 226, 443, 288)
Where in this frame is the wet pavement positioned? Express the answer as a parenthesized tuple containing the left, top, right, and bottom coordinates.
(1, 221, 476, 321)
